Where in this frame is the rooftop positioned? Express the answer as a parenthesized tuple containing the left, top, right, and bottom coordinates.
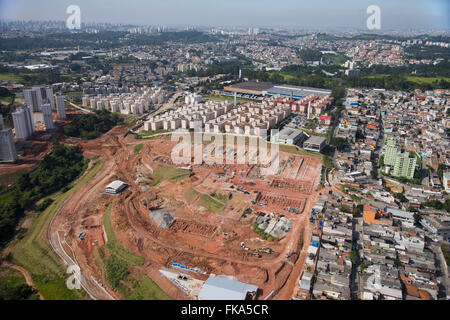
(198, 275, 258, 300)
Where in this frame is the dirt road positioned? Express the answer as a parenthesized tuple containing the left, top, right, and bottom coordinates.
(1, 261, 44, 300)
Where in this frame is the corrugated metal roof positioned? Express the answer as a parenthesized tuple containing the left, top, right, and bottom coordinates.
(198, 275, 258, 300)
(105, 180, 127, 190)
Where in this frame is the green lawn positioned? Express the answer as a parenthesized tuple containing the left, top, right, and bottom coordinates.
(364, 74, 450, 85)
(8, 161, 103, 300)
(134, 144, 143, 154)
(0, 266, 39, 300)
(198, 194, 224, 213)
(184, 187, 199, 202)
(127, 275, 170, 300)
(0, 96, 15, 105)
(138, 129, 170, 137)
(94, 204, 168, 300)
(0, 169, 28, 189)
(406, 76, 450, 85)
(210, 192, 228, 202)
(102, 204, 145, 266)
(151, 165, 190, 186)
(0, 73, 25, 83)
(325, 54, 348, 65)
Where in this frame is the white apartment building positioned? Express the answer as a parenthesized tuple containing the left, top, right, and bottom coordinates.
(12, 105, 34, 139)
(56, 95, 66, 120)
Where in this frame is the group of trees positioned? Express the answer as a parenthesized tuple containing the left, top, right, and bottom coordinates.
(330, 137, 347, 151)
(422, 199, 450, 213)
(64, 109, 123, 140)
(0, 274, 38, 300)
(0, 142, 87, 245)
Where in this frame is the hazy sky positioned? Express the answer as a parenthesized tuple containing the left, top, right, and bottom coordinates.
(0, 0, 449, 29)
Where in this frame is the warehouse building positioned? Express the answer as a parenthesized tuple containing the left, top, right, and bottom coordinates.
(105, 180, 128, 194)
(198, 275, 258, 300)
(270, 127, 307, 146)
(303, 136, 327, 152)
(224, 82, 331, 100)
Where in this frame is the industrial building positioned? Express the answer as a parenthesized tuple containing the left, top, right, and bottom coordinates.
(198, 275, 258, 300)
(12, 105, 34, 140)
(56, 95, 66, 120)
(105, 180, 129, 194)
(303, 136, 327, 152)
(270, 127, 307, 146)
(224, 82, 331, 100)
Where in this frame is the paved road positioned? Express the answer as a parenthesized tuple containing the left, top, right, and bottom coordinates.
(66, 100, 94, 114)
(430, 242, 449, 299)
(47, 161, 116, 300)
(147, 91, 183, 120)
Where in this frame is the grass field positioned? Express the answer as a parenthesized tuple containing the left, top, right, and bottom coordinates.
(134, 144, 143, 154)
(210, 192, 228, 202)
(198, 194, 225, 213)
(94, 204, 168, 300)
(324, 54, 348, 65)
(406, 76, 450, 85)
(8, 160, 103, 300)
(0, 266, 40, 300)
(137, 129, 170, 137)
(151, 165, 190, 186)
(0, 96, 15, 105)
(363, 74, 450, 85)
(184, 187, 199, 202)
(102, 204, 145, 265)
(127, 275, 170, 300)
(0, 73, 26, 83)
(0, 169, 29, 189)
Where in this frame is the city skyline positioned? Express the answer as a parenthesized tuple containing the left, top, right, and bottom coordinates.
(0, 0, 449, 30)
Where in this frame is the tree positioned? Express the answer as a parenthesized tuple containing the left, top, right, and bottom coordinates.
(331, 137, 347, 151)
(395, 193, 408, 203)
(359, 262, 367, 273)
(69, 63, 82, 73)
(413, 213, 423, 224)
(349, 251, 358, 265)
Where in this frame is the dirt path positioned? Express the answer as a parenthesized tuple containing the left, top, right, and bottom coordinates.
(43, 129, 323, 300)
(1, 261, 44, 300)
(273, 189, 317, 300)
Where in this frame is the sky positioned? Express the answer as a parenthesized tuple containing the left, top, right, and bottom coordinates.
(0, 0, 449, 30)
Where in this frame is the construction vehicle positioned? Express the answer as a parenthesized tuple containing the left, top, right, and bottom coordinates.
(257, 248, 274, 254)
(148, 198, 163, 211)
